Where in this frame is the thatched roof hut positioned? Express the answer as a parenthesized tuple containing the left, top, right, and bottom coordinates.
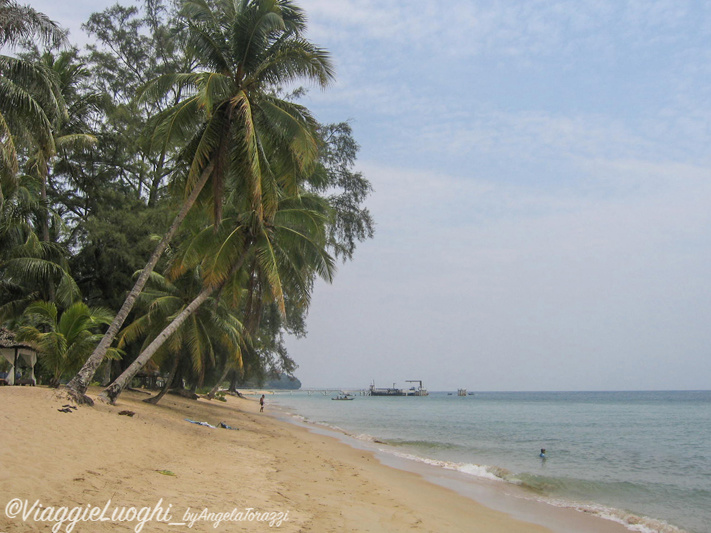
(0, 328, 38, 385)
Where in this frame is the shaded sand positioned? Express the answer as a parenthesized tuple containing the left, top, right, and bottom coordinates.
(0, 387, 623, 533)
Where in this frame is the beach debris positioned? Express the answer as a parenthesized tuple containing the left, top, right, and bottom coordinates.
(62, 404, 77, 410)
(118, 410, 136, 417)
(156, 470, 176, 476)
(57, 407, 73, 413)
(185, 418, 216, 428)
(218, 422, 238, 430)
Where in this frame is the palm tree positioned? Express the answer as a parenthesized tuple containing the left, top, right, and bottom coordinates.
(116, 270, 244, 404)
(99, 192, 335, 403)
(0, 0, 64, 49)
(16, 300, 118, 387)
(0, 169, 80, 323)
(10, 51, 98, 302)
(0, 231, 80, 322)
(26, 50, 97, 245)
(0, 0, 66, 205)
(66, 0, 333, 402)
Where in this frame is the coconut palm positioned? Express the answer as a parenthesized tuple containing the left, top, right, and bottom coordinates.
(116, 269, 244, 404)
(0, 172, 80, 323)
(0, 0, 64, 49)
(0, 0, 66, 204)
(67, 0, 333, 401)
(99, 192, 335, 403)
(9, 51, 98, 306)
(0, 232, 80, 322)
(16, 300, 118, 387)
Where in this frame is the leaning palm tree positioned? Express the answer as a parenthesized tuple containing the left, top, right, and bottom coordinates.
(99, 192, 335, 404)
(116, 269, 244, 404)
(16, 300, 118, 387)
(66, 0, 333, 402)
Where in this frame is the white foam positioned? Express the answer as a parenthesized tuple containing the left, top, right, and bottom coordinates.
(379, 449, 506, 483)
(530, 497, 686, 533)
(455, 463, 511, 482)
(277, 402, 688, 533)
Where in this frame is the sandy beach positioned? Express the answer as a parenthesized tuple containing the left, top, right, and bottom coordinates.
(0, 387, 630, 533)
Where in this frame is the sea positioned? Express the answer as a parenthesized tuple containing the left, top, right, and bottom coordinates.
(268, 390, 711, 533)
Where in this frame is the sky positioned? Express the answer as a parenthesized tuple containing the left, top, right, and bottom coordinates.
(29, 0, 711, 391)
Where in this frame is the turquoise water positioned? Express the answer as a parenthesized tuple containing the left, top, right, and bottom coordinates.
(270, 390, 711, 533)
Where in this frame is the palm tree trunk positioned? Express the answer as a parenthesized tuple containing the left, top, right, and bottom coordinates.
(99, 254, 247, 404)
(143, 352, 180, 405)
(65, 162, 215, 404)
(228, 371, 239, 393)
(40, 171, 56, 302)
(207, 364, 231, 399)
(99, 283, 216, 404)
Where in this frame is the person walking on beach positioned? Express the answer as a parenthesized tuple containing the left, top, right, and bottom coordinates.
(259, 394, 265, 412)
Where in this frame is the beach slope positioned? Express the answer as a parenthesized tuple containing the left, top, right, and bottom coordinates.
(0, 386, 556, 532)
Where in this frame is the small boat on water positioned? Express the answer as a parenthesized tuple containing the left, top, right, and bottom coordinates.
(332, 393, 354, 401)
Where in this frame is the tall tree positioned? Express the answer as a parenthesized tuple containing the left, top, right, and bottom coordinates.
(99, 192, 335, 403)
(117, 270, 243, 404)
(66, 0, 333, 403)
(24, 50, 97, 250)
(0, 0, 66, 204)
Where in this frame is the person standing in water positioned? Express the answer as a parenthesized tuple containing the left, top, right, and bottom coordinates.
(259, 394, 265, 412)
(540, 448, 547, 459)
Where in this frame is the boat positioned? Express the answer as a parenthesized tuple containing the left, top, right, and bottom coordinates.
(332, 393, 354, 401)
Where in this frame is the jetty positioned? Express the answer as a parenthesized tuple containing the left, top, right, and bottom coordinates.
(367, 380, 428, 396)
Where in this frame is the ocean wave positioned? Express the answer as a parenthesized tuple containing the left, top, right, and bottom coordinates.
(384, 438, 462, 450)
(378, 449, 508, 483)
(369, 445, 688, 533)
(278, 407, 689, 533)
(534, 498, 686, 533)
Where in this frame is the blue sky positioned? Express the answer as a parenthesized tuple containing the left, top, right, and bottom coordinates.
(32, 0, 711, 390)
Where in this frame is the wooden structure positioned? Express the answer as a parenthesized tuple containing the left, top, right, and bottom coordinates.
(0, 328, 38, 386)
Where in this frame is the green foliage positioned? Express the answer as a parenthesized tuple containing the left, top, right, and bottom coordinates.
(0, 0, 375, 392)
(16, 300, 119, 386)
(117, 270, 244, 387)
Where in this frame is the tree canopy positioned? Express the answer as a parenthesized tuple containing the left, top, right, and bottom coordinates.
(0, 0, 373, 396)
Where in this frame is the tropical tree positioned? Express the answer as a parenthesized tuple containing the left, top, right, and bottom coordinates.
(0, 0, 66, 204)
(81, 0, 190, 206)
(116, 269, 244, 404)
(0, 231, 80, 323)
(66, 0, 333, 402)
(311, 122, 374, 261)
(0, 0, 64, 49)
(99, 191, 336, 404)
(16, 300, 118, 387)
(22, 50, 97, 269)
